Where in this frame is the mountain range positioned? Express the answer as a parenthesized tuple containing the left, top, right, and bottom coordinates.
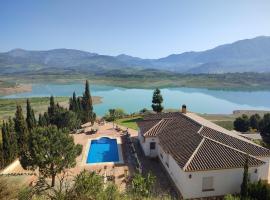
(0, 36, 270, 75)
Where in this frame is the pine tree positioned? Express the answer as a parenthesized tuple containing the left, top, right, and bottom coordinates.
(240, 156, 249, 200)
(151, 88, 163, 113)
(26, 99, 36, 131)
(14, 105, 29, 169)
(81, 80, 95, 123)
(27, 126, 82, 187)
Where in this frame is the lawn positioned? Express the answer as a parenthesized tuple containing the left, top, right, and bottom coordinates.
(212, 120, 234, 130)
(115, 116, 142, 130)
(115, 114, 235, 131)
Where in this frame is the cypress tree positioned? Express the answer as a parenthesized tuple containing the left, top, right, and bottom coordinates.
(48, 96, 56, 123)
(14, 105, 29, 169)
(71, 92, 79, 112)
(81, 80, 95, 123)
(152, 88, 164, 113)
(69, 97, 73, 111)
(26, 99, 36, 131)
(38, 113, 47, 127)
(0, 143, 3, 169)
(7, 117, 17, 160)
(44, 112, 50, 126)
(240, 156, 249, 200)
(77, 97, 82, 112)
(2, 121, 11, 165)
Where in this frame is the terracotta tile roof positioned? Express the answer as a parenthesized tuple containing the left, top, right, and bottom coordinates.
(137, 112, 269, 171)
(155, 117, 203, 168)
(185, 138, 265, 171)
(143, 112, 183, 120)
(137, 119, 161, 135)
(144, 119, 173, 137)
(200, 127, 270, 157)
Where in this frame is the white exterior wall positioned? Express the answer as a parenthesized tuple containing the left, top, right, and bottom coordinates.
(138, 129, 158, 157)
(157, 145, 262, 199)
(138, 128, 270, 198)
(259, 157, 270, 182)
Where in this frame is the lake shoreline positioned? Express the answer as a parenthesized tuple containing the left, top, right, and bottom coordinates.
(2, 72, 270, 92)
(1, 83, 270, 116)
(0, 84, 32, 96)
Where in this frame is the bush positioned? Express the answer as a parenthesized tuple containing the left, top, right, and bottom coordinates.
(98, 183, 121, 200)
(18, 187, 33, 200)
(249, 114, 261, 130)
(104, 108, 127, 121)
(248, 180, 270, 200)
(234, 114, 250, 132)
(70, 170, 104, 199)
(224, 194, 240, 200)
(130, 173, 156, 199)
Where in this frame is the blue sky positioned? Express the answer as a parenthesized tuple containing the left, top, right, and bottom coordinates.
(1, 0, 270, 58)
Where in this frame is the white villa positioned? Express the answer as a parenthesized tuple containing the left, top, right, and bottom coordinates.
(137, 105, 270, 199)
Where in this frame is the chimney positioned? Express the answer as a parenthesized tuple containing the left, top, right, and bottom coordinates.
(181, 104, 187, 114)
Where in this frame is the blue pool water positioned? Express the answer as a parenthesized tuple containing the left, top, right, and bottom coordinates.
(86, 137, 119, 163)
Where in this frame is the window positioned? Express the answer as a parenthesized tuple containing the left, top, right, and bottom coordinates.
(150, 142, 156, 150)
(202, 177, 214, 192)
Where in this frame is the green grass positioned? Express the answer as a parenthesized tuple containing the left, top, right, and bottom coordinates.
(212, 120, 234, 130)
(115, 116, 142, 130)
(115, 114, 235, 131)
(0, 97, 70, 122)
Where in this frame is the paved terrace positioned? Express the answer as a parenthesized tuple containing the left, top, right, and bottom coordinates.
(0, 122, 178, 197)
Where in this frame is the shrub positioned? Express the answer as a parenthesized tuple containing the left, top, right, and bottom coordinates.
(234, 114, 250, 132)
(224, 194, 240, 200)
(248, 180, 270, 200)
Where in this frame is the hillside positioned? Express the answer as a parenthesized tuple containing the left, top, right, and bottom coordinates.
(0, 36, 270, 74)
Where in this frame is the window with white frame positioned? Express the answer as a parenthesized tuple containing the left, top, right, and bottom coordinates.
(202, 177, 214, 192)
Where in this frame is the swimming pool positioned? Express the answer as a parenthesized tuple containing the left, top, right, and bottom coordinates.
(86, 137, 120, 163)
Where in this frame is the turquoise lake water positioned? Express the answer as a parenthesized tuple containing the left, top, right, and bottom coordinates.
(2, 83, 270, 116)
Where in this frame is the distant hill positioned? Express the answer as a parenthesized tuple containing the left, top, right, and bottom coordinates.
(0, 36, 270, 74)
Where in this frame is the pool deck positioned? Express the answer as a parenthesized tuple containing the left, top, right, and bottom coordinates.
(0, 122, 138, 191)
(71, 122, 138, 190)
(0, 121, 178, 197)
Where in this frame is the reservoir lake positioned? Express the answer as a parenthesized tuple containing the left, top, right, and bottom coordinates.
(2, 84, 270, 116)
